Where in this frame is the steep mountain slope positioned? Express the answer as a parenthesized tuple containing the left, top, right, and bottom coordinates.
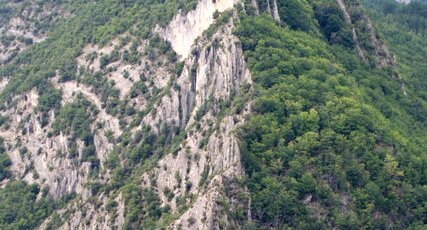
(0, 0, 66, 65)
(236, 0, 426, 229)
(1, 0, 250, 229)
(0, 0, 425, 229)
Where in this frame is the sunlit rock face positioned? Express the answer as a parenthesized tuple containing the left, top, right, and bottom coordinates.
(158, 0, 240, 60)
(396, 0, 411, 4)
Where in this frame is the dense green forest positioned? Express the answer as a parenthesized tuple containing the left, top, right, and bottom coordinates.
(236, 0, 426, 229)
(0, 181, 74, 230)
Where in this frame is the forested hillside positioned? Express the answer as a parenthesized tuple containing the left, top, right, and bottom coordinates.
(0, 0, 425, 229)
(236, 0, 426, 229)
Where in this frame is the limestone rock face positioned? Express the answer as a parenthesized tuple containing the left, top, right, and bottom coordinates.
(396, 0, 411, 4)
(0, 89, 92, 199)
(159, 0, 240, 59)
(1, 0, 252, 229)
(148, 19, 251, 229)
(250, 0, 281, 22)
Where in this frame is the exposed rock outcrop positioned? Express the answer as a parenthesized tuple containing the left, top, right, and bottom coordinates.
(144, 14, 252, 229)
(0, 89, 91, 198)
(337, 0, 395, 67)
(158, 0, 240, 59)
(33, 0, 252, 228)
(336, 0, 368, 63)
(271, 0, 281, 22)
(336, 0, 406, 94)
(396, 0, 411, 4)
(251, 0, 281, 22)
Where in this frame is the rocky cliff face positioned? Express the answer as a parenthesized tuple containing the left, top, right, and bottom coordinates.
(336, 0, 406, 94)
(396, 0, 411, 4)
(53, 3, 250, 228)
(336, 0, 396, 68)
(251, 0, 281, 22)
(158, 0, 240, 59)
(0, 88, 92, 198)
(0, 0, 251, 229)
(152, 18, 251, 229)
